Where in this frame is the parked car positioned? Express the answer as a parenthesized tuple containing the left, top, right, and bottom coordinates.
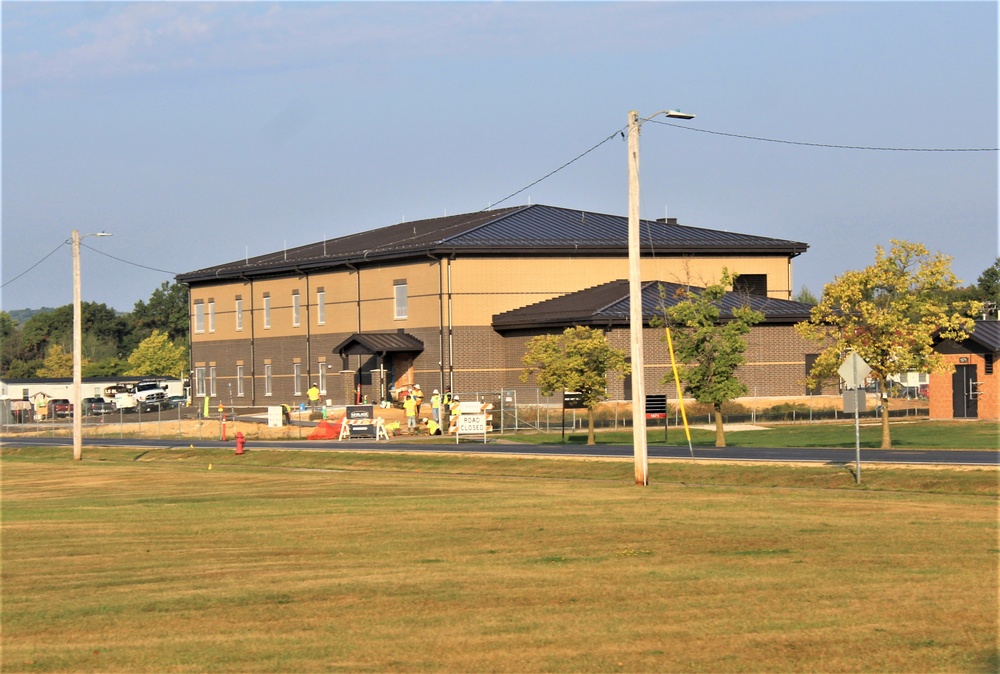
(49, 399, 73, 418)
(81, 397, 114, 415)
(162, 395, 188, 409)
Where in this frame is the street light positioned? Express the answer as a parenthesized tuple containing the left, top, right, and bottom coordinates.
(627, 109, 695, 485)
(72, 230, 112, 461)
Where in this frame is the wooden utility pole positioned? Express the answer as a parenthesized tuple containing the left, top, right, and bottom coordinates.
(72, 230, 83, 461)
(626, 108, 695, 485)
(626, 111, 648, 485)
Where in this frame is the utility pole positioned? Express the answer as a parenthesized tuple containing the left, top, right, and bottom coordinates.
(627, 111, 648, 485)
(626, 108, 695, 486)
(72, 230, 82, 461)
(71, 230, 111, 462)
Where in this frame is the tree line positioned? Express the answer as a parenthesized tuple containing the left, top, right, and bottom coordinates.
(0, 281, 190, 380)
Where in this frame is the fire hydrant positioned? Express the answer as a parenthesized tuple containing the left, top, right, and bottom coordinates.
(235, 431, 246, 456)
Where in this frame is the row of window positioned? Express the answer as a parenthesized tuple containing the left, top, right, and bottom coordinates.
(193, 363, 332, 398)
(194, 283, 409, 334)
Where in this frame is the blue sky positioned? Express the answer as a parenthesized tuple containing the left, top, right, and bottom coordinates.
(2, 1, 997, 313)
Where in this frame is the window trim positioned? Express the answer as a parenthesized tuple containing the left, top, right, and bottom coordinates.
(194, 302, 205, 334)
(394, 281, 408, 320)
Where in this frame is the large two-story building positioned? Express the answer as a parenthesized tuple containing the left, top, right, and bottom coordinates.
(177, 204, 824, 406)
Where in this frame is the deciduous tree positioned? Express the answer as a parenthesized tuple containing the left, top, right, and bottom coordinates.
(796, 240, 980, 448)
(521, 326, 629, 445)
(130, 282, 189, 344)
(656, 271, 764, 447)
(36, 344, 78, 378)
(125, 330, 188, 378)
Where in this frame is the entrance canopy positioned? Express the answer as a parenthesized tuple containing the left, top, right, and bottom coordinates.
(332, 332, 424, 357)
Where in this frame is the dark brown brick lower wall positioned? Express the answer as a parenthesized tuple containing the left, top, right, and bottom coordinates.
(190, 323, 833, 405)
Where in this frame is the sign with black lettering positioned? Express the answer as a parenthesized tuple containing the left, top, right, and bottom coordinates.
(645, 394, 667, 419)
(346, 405, 374, 420)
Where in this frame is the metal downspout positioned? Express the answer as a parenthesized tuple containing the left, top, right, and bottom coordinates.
(447, 256, 455, 391)
(300, 269, 311, 385)
(430, 253, 445, 393)
(248, 277, 256, 405)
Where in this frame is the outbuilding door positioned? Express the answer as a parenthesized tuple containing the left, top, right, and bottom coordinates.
(951, 365, 979, 418)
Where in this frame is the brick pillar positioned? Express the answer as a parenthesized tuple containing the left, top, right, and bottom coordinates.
(339, 370, 356, 406)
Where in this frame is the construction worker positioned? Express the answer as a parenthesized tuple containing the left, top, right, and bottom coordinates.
(403, 393, 417, 433)
(413, 384, 424, 415)
(430, 389, 441, 422)
(441, 387, 453, 426)
(424, 417, 441, 435)
(307, 383, 320, 410)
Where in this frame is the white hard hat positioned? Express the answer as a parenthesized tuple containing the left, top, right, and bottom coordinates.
(414, 384, 420, 389)
(433, 389, 439, 394)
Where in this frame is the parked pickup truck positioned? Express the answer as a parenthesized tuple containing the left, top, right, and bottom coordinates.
(49, 399, 73, 418)
(81, 397, 114, 415)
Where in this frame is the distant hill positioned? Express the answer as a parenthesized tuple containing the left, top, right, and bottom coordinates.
(6, 307, 56, 324)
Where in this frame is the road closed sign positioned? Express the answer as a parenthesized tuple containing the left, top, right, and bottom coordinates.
(457, 413, 487, 435)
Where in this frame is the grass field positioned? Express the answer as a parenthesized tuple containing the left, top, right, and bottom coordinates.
(2, 446, 998, 673)
(509, 419, 1000, 450)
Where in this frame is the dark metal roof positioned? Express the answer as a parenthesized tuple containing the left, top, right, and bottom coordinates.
(967, 320, 1000, 352)
(177, 204, 809, 284)
(332, 332, 424, 356)
(492, 279, 816, 331)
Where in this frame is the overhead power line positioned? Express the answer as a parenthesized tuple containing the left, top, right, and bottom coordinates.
(81, 242, 177, 275)
(0, 239, 178, 293)
(484, 127, 627, 210)
(485, 121, 996, 215)
(651, 119, 999, 152)
(0, 240, 67, 289)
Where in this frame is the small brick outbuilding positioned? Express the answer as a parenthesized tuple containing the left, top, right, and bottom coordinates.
(928, 320, 1000, 420)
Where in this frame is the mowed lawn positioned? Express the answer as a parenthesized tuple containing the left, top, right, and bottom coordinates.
(2, 449, 997, 673)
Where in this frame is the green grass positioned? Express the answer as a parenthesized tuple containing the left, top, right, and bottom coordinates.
(505, 418, 1000, 450)
(2, 446, 998, 672)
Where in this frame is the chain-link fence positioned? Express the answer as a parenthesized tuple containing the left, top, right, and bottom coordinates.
(452, 388, 928, 434)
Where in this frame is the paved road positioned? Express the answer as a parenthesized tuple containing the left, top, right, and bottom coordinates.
(3, 435, 996, 466)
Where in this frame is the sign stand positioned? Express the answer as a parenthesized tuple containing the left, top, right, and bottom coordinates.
(838, 351, 872, 485)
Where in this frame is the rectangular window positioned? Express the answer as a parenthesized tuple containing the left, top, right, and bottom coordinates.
(293, 363, 302, 395)
(264, 365, 273, 396)
(236, 365, 245, 397)
(733, 274, 768, 297)
(208, 300, 215, 333)
(235, 298, 243, 331)
(318, 363, 327, 395)
(195, 367, 206, 396)
(317, 289, 326, 325)
(292, 291, 301, 327)
(194, 302, 205, 334)
(209, 366, 217, 397)
(263, 295, 271, 329)
(804, 354, 821, 395)
(394, 281, 408, 319)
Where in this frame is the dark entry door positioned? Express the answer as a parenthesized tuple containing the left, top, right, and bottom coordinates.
(951, 365, 978, 418)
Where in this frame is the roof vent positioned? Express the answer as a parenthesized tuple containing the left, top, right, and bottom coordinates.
(656, 217, 678, 225)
